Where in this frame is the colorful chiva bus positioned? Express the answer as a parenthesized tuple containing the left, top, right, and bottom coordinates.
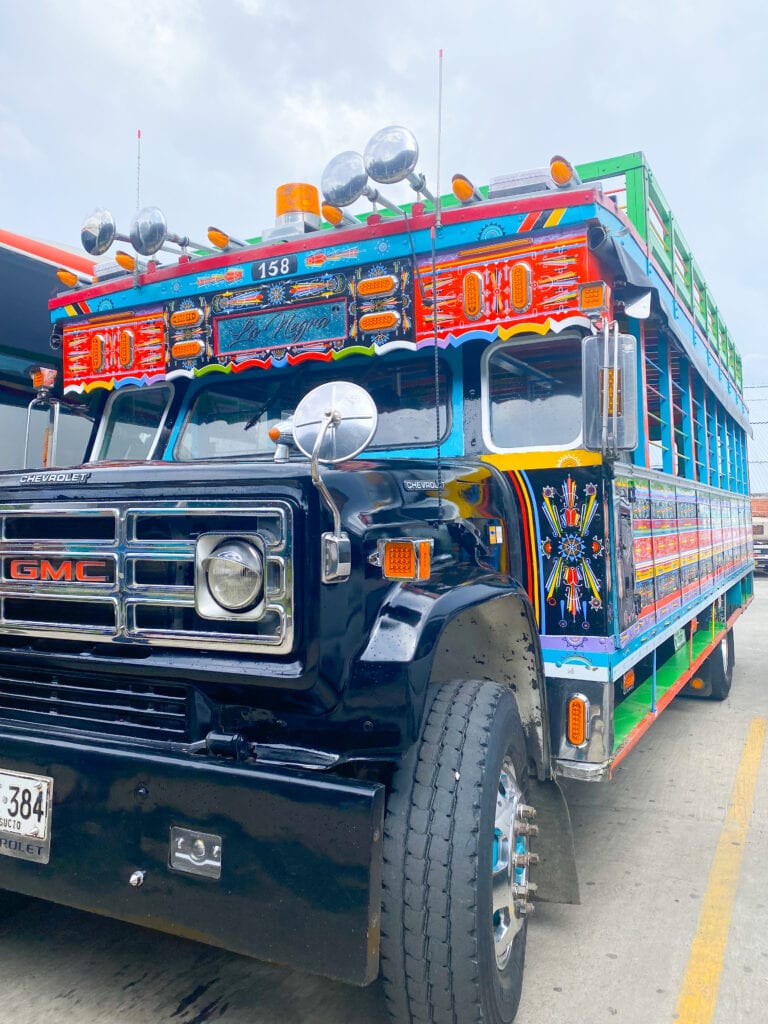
(45, 149, 751, 783)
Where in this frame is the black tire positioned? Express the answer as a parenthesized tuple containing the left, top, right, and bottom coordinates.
(380, 680, 534, 1024)
(685, 629, 735, 701)
(706, 629, 735, 701)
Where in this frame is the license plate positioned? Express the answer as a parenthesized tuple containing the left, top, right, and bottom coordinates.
(0, 768, 53, 864)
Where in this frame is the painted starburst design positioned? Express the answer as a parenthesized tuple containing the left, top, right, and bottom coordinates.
(540, 475, 602, 629)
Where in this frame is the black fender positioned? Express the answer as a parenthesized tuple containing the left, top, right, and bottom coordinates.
(356, 569, 579, 903)
(359, 570, 551, 780)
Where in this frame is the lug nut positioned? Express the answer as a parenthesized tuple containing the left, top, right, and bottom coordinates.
(129, 870, 145, 887)
(516, 822, 539, 837)
(516, 803, 537, 820)
(513, 851, 540, 868)
(514, 899, 536, 916)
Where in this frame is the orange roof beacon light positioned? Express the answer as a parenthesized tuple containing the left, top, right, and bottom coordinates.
(275, 183, 321, 230)
(451, 173, 483, 205)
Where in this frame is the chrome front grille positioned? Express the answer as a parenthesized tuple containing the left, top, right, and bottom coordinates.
(0, 501, 294, 655)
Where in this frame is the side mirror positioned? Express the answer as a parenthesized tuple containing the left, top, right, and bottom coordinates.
(292, 382, 377, 583)
(582, 329, 638, 457)
(292, 381, 377, 463)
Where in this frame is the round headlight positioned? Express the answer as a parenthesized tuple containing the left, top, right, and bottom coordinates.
(204, 540, 263, 612)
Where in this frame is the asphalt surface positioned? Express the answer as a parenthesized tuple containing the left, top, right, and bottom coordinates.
(1, 583, 766, 1024)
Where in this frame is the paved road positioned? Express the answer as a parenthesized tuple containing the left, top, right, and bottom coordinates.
(1, 584, 766, 1024)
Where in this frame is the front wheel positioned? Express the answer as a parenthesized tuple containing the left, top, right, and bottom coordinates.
(380, 680, 536, 1024)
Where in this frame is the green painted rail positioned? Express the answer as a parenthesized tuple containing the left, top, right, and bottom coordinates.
(613, 622, 725, 752)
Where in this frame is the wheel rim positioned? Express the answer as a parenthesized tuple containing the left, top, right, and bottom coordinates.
(720, 636, 729, 674)
(491, 755, 535, 969)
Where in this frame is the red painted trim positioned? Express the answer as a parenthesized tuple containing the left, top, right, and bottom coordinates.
(609, 600, 751, 775)
(0, 228, 95, 275)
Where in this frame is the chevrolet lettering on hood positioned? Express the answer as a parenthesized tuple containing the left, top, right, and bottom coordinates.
(17, 471, 92, 485)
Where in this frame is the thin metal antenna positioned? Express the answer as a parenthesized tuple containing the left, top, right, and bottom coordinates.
(435, 49, 444, 229)
(432, 47, 445, 513)
(136, 129, 142, 212)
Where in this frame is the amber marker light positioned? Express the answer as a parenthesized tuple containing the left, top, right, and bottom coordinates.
(359, 311, 400, 332)
(566, 695, 589, 745)
(357, 275, 397, 297)
(321, 202, 359, 229)
(56, 268, 79, 288)
(452, 173, 482, 204)
(550, 155, 577, 188)
(171, 341, 204, 359)
(379, 539, 433, 581)
(579, 281, 609, 313)
(170, 309, 203, 328)
(322, 202, 344, 226)
(208, 227, 230, 249)
(31, 367, 57, 390)
(208, 226, 246, 249)
(115, 250, 137, 272)
(621, 669, 636, 694)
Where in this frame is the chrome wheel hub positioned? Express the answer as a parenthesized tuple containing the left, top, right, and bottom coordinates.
(491, 756, 538, 969)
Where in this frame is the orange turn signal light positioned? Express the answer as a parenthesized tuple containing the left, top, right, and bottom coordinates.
(566, 695, 589, 746)
(378, 539, 433, 581)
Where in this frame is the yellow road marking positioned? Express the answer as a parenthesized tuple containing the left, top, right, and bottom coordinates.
(675, 717, 767, 1023)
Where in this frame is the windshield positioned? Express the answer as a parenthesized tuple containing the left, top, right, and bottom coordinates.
(175, 355, 451, 460)
(485, 334, 583, 449)
(93, 386, 173, 461)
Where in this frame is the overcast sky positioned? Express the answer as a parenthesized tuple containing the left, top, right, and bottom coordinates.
(2, 0, 767, 397)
